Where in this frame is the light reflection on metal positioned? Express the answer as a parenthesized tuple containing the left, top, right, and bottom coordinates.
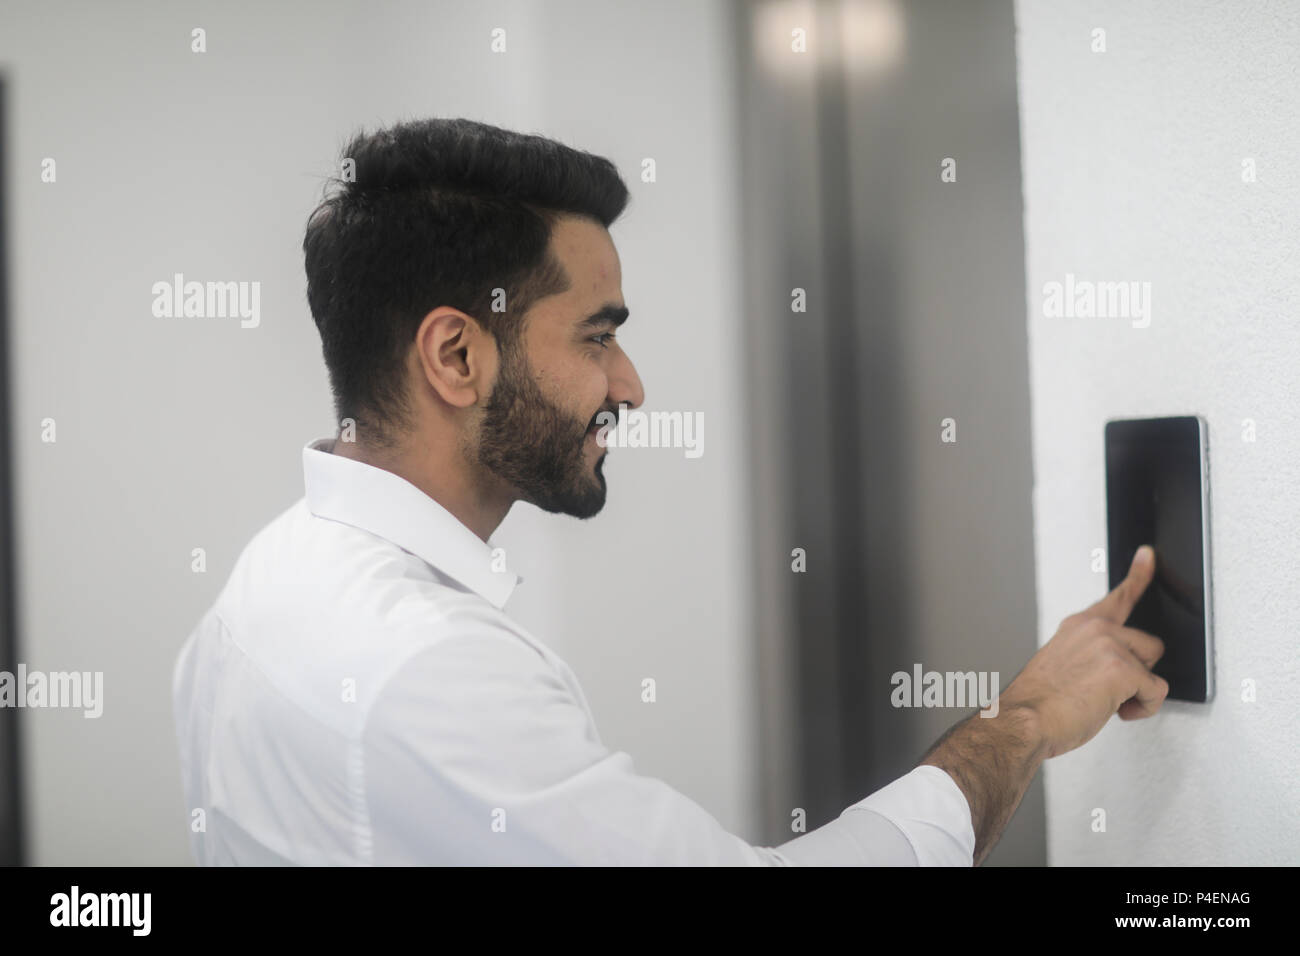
(753, 0, 906, 80)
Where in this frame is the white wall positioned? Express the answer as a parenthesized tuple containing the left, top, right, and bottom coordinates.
(0, 0, 755, 863)
(1015, 0, 1300, 864)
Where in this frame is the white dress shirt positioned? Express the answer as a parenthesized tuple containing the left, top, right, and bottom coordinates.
(171, 436, 976, 865)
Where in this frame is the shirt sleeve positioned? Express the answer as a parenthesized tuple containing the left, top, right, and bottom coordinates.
(770, 766, 975, 866)
(361, 626, 974, 866)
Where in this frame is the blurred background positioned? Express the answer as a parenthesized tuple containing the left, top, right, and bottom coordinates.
(0, 0, 1295, 867)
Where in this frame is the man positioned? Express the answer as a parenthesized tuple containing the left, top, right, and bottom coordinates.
(171, 117, 1169, 865)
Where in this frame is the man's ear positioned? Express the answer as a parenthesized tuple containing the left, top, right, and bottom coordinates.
(414, 307, 496, 409)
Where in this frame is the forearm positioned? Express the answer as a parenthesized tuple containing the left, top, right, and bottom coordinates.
(918, 703, 1047, 866)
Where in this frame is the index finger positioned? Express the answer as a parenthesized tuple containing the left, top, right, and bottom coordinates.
(1086, 544, 1156, 625)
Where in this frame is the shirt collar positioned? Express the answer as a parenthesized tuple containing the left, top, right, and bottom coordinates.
(302, 436, 521, 609)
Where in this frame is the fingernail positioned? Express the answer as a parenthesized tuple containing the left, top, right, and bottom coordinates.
(1135, 545, 1153, 566)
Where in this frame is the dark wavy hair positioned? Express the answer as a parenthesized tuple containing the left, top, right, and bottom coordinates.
(302, 117, 630, 449)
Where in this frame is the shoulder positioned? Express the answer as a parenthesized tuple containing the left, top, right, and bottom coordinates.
(363, 615, 602, 789)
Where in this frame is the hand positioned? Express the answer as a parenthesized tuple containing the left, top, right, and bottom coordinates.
(1001, 545, 1168, 760)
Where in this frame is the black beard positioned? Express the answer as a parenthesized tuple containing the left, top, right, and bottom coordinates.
(476, 346, 608, 519)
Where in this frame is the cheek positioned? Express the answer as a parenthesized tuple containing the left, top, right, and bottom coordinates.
(535, 345, 608, 423)
(557, 364, 608, 422)
(583, 376, 609, 422)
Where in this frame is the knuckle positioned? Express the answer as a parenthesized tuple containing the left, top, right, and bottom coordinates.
(1101, 646, 1129, 671)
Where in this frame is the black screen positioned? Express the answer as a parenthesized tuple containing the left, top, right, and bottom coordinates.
(1105, 416, 1211, 702)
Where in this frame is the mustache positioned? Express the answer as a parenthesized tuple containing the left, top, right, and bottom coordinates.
(587, 407, 621, 431)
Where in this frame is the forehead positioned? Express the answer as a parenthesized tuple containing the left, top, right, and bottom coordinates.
(546, 214, 622, 307)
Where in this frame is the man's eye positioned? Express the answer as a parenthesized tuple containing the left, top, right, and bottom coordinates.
(591, 332, 615, 349)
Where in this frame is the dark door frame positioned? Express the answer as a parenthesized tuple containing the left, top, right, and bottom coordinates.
(0, 72, 26, 867)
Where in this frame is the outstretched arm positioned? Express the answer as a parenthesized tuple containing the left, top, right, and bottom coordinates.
(921, 545, 1167, 865)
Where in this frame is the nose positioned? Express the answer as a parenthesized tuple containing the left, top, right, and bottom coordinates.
(609, 347, 645, 411)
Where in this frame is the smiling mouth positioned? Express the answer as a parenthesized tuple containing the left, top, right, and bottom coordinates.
(587, 409, 619, 447)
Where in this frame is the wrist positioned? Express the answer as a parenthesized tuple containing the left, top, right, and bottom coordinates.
(995, 698, 1050, 763)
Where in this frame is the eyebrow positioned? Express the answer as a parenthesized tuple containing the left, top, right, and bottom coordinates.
(577, 304, 629, 331)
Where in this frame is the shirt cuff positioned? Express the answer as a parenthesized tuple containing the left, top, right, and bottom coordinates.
(846, 765, 976, 866)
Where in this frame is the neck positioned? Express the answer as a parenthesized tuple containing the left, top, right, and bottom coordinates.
(330, 434, 512, 543)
